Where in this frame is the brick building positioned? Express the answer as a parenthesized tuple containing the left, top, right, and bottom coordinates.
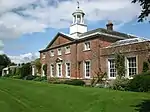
(36, 5, 150, 81)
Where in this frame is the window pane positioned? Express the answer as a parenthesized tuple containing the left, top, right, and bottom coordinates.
(85, 61, 90, 77)
(128, 57, 136, 77)
(109, 59, 116, 78)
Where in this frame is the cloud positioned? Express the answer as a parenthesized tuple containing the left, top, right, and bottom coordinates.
(0, 0, 142, 39)
(0, 40, 4, 54)
(0, 40, 4, 48)
(8, 52, 40, 64)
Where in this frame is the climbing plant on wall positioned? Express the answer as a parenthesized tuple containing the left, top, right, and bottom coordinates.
(115, 53, 126, 79)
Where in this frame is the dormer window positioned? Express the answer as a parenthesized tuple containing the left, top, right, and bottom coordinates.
(65, 46, 71, 54)
(50, 50, 54, 57)
(57, 48, 62, 56)
(84, 42, 90, 51)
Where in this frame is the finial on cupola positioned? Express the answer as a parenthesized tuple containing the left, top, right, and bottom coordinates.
(77, 1, 80, 9)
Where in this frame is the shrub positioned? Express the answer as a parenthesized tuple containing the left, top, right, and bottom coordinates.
(142, 61, 149, 73)
(20, 63, 32, 78)
(3, 73, 11, 77)
(24, 75, 36, 80)
(111, 78, 130, 91)
(12, 75, 21, 79)
(63, 79, 85, 86)
(128, 72, 150, 92)
(33, 76, 47, 82)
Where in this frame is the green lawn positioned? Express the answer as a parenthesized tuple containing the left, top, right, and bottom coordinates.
(0, 78, 150, 112)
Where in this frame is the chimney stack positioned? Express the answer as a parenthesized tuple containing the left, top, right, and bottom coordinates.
(106, 21, 113, 31)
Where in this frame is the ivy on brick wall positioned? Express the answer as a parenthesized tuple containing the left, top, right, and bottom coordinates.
(115, 53, 126, 79)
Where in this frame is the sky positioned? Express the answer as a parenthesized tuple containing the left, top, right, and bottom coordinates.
(0, 0, 150, 63)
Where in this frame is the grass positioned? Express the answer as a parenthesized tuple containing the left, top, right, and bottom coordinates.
(0, 78, 150, 112)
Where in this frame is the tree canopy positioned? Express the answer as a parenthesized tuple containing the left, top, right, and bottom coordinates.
(132, 0, 150, 22)
(0, 54, 11, 75)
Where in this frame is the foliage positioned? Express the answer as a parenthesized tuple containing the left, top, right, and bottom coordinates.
(3, 73, 12, 77)
(43, 64, 47, 76)
(115, 53, 126, 78)
(20, 63, 32, 78)
(111, 78, 130, 91)
(34, 58, 41, 74)
(128, 72, 150, 92)
(0, 54, 11, 75)
(24, 75, 36, 80)
(132, 0, 150, 22)
(33, 76, 47, 82)
(63, 79, 85, 86)
(142, 61, 149, 73)
(48, 78, 85, 86)
(0, 78, 150, 112)
(91, 68, 107, 86)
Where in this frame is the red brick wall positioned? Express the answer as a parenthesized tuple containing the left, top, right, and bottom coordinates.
(40, 35, 119, 79)
(50, 36, 72, 48)
(100, 41, 150, 75)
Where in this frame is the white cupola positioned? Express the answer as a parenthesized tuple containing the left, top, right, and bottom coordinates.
(69, 2, 87, 38)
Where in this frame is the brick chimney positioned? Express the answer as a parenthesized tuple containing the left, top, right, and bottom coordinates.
(106, 21, 113, 31)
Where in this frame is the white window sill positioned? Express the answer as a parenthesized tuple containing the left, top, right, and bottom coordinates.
(66, 76, 71, 78)
(83, 49, 91, 52)
(108, 77, 116, 80)
(85, 76, 91, 79)
(50, 55, 54, 57)
(65, 52, 71, 55)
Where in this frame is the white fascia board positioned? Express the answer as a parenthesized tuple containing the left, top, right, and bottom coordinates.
(80, 32, 126, 39)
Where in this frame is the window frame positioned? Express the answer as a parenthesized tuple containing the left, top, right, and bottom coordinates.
(50, 64, 54, 77)
(65, 46, 71, 54)
(126, 56, 137, 78)
(56, 63, 62, 77)
(84, 60, 91, 79)
(50, 50, 54, 57)
(108, 58, 117, 79)
(65, 62, 71, 78)
(57, 48, 62, 56)
(84, 42, 91, 51)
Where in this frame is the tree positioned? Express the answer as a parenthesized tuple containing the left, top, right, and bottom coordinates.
(20, 63, 32, 78)
(132, 0, 150, 22)
(0, 54, 11, 75)
(34, 58, 42, 74)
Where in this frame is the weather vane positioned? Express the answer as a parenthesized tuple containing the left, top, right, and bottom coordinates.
(77, 1, 80, 9)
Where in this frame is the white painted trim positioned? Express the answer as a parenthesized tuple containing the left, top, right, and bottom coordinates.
(107, 58, 116, 80)
(57, 48, 62, 56)
(56, 62, 62, 77)
(65, 62, 71, 78)
(126, 56, 137, 79)
(41, 64, 45, 77)
(80, 32, 129, 39)
(32, 66, 35, 76)
(84, 60, 91, 79)
(50, 50, 54, 57)
(83, 41, 91, 51)
(65, 46, 71, 54)
(50, 64, 54, 77)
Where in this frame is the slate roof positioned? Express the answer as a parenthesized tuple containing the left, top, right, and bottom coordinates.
(79, 28, 137, 39)
(107, 38, 149, 48)
(39, 28, 143, 53)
